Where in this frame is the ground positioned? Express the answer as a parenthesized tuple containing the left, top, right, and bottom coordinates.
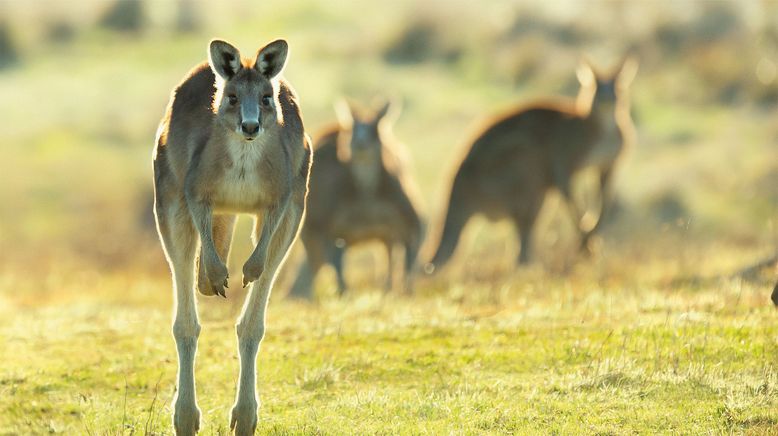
(1, 259, 776, 434)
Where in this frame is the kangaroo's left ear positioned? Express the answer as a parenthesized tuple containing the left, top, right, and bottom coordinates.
(255, 39, 289, 78)
(334, 98, 355, 129)
(616, 55, 639, 89)
(375, 97, 402, 125)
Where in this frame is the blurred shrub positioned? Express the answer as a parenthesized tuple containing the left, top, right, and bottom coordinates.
(747, 70, 778, 108)
(646, 190, 688, 224)
(0, 21, 19, 69)
(175, 0, 201, 34)
(45, 21, 77, 45)
(383, 19, 461, 65)
(692, 2, 743, 43)
(686, 40, 749, 105)
(654, 2, 744, 56)
(98, 0, 145, 34)
(491, 34, 578, 88)
(501, 12, 589, 47)
(495, 36, 545, 86)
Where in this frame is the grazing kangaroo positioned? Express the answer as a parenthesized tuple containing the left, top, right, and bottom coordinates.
(289, 99, 423, 298)
(426, 57, 638, 271)
(153, 39, 311, 435)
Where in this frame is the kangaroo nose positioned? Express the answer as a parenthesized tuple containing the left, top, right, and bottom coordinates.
(241, 121, 259, 136)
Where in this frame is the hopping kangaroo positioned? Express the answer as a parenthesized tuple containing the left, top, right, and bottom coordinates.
(289, 100, 423, 298)
(426, 57, 638, 271)
(153, 39, 311, 435)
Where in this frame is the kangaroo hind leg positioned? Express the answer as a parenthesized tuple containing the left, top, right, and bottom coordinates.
(154, 191, 202, 435)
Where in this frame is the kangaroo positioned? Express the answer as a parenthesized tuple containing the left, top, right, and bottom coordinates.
(152, 39, 311, 435)
(772, 281, 777, 307)
(288, 99, 423, 298)
(426, 57, 638, 272)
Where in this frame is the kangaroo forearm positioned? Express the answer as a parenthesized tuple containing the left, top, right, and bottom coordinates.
(247, 202, 286, 267)
(242, 199, 302, 287)
(266, 203, 304, 269)
(186, 195, 218, 260)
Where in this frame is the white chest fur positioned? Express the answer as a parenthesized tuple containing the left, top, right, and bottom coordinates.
(213, 136, 268, 212)
(350, 150, 382, 197)
(350, 156, 381, 197)
(585, 116, 622, 170)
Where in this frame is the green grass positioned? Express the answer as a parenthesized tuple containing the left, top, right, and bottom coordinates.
(1, 264, 776, 434)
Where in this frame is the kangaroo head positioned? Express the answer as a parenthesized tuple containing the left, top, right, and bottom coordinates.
(208, 39, 288, 141)
(576, 56, 638, 115)
(335, 99, 399, 163)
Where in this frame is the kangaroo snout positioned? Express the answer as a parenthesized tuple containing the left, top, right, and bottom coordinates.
(241, 120, 260, 138)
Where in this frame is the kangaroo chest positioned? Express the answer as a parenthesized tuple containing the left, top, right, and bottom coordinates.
(350, 156, 381, 197)
(212, 139, 271, 212)
(334, 152, 405, 242)
(585, 117, 622, 170)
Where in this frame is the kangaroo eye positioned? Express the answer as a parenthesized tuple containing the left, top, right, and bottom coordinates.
(261, 95, 272, 107)
(228, 94, 238, 106)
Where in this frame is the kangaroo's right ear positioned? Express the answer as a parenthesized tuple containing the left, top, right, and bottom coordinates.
(576, 58, 596, 88)
(375, 98, 402, 125)
(334, 98, 354, 129)
(209, 39, 242, 80)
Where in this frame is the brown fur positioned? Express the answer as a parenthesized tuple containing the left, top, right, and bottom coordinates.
(426, 58, 638, 271)
(152, 39, 310, 435)
(289, 100, 423, 298)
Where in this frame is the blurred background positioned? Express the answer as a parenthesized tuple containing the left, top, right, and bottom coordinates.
(0, 0, 776, 296)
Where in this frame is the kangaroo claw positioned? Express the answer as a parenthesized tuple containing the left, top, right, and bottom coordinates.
(211, 284, 227, 298)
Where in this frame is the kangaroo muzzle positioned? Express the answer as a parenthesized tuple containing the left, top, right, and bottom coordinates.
(240, 104, 261, 139)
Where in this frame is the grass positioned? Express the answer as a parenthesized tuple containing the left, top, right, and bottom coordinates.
(0, 259, 776, 434)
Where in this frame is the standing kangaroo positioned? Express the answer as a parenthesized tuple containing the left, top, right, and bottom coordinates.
(153, 39, 311, 435)
(289, 100, 423, 298)
(426, 57, 638, 271)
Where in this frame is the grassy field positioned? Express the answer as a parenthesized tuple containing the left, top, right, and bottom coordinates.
(1, 263, 776, 434)
(1, 0, 777, 434)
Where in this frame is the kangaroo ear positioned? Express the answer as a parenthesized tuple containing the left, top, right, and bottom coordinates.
(375, 98, 401, 125)
(334, 98, 354, 129)
(255, 39, 288, 78)
(616, 55, 639, 89)
(576, 58, 596, 88)
(208, 39, 242, 80)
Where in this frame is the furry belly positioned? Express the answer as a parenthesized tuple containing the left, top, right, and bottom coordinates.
(212, 171, 267, 213)
(584, 139, 622, 169)
(331, 202, 405, 243)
